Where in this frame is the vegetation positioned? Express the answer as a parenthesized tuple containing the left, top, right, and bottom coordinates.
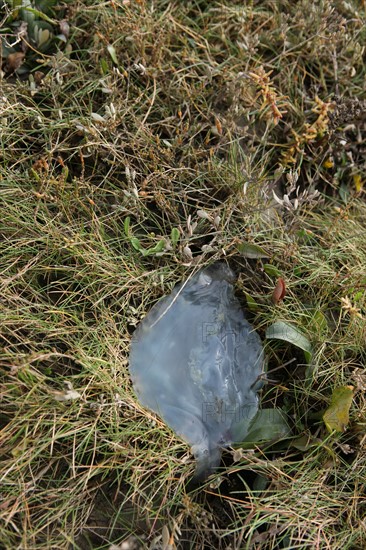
(1, 1, 365, 548)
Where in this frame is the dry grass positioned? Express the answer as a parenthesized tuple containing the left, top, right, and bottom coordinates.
(1, 1, 366, 549)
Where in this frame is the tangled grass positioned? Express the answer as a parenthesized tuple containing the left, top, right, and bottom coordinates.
(1, 1, 365, 548)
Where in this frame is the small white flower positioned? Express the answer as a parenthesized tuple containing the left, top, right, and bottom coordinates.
(197, 209, 211, 220)
(133, 62, 146, 75)
(183, 245, 193, 261)
(91, 112, 105, 123)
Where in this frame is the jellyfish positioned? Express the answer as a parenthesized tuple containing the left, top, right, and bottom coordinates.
(129, 262, 264, 479)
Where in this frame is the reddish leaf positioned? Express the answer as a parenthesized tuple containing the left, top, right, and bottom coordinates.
(272, 277, 286, 304)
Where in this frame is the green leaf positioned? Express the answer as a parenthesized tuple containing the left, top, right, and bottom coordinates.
(35, 25, 51, 47)
(30, 21, 54, 51)
(100, 58, 109, 75)
(20, 1, 35, 25)
(323, 386, 354, 432)
(263, 263, 281, 277)
(244, 291, 259, 312)
(292, 434, 321, 452)
(253, 474, 269, 493)
(242, 409, 291, 444)
(23, 6, 56, 24)
(339, 183, 349, 204)
(236, 242, 269, 259)
(311, 310, 328, 335)
(354, 291, 364, 302)
(124, 216, 130, 237)
(6, 0, 22, 8)
(130, 237, 142, 252)
(266, 321, 313, 360)
(170, 227, 180, 248)
(144, 239, 166, 256)
(107, 44, 118, 65)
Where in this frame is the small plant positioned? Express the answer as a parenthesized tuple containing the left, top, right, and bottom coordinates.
(1, 0, 69, 75)
(248, 65, 289, 125)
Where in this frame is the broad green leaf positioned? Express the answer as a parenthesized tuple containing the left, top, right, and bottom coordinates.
(107, 44, 118, 65)
(244, 291, 259, 312)
(170, 227, 180, 248)
(36, 27, 51, 47)
(130, 237, 142, 251)
(20, 2, 35, 25)
(266, 321, 313, 360)
(242, 408, 291, 444)
(144, 239, 166, 256)
(236, 242, 269, 259)
(253, 474, 269, 493)
(323, 386, 354, 432)
(292, 434, 321, 451)
(311, 310, 328, 334)
(31, 21, 54, 50)
(339, 183, 349, 204)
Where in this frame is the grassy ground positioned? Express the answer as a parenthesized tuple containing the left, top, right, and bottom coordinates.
(1, 1, 366, 548)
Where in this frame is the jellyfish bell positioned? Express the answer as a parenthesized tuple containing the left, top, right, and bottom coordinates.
(129, 262, 264, 479)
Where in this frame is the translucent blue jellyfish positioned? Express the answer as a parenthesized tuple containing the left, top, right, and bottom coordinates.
(129, 262, 264, 479)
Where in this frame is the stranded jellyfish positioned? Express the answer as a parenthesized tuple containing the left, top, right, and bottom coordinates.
(129, 263, 264, 479)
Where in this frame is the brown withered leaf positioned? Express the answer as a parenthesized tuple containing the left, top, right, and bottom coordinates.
(5, 52, 25, 73)
(34, 71, 45, 85)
